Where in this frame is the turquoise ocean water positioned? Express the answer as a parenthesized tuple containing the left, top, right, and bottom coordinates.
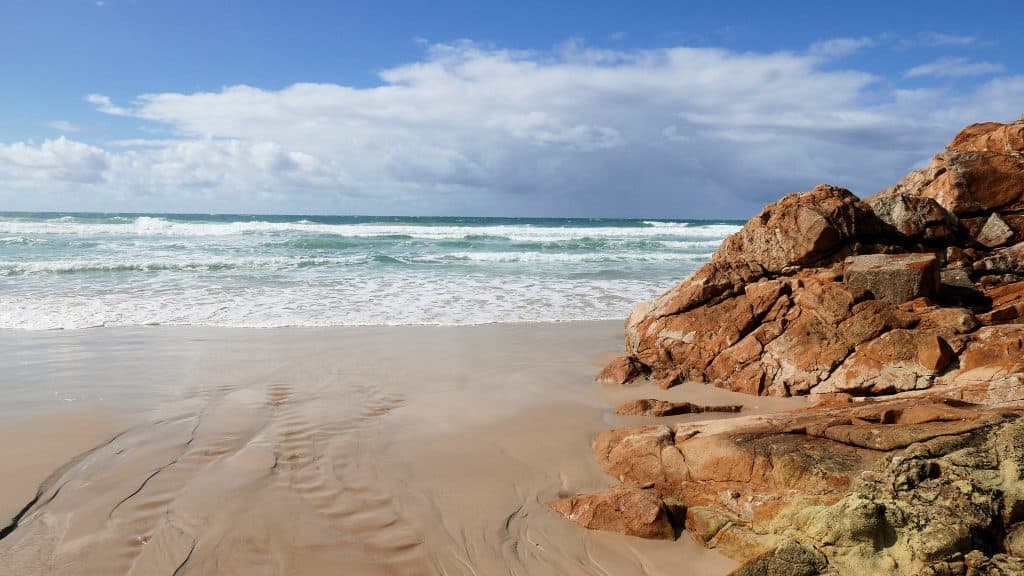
(0, 213, 740, 329)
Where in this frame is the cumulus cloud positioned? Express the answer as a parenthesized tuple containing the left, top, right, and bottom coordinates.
(0, 137, 109, 183)
(905, 57, 1006, 79)
(2, 41, 1023, 217)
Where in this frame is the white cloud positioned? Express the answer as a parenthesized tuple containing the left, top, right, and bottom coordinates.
(808, 36, 876, 59)
(905, 57, 1006, 79)
(0, 137, 109, 183)
(910, 32, 977, 47)
(46, 120, 81, 132)
(85, 93, 131, 115)
(1, 40, 1023, 217)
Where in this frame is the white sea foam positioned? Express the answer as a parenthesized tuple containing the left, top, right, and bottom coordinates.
(0, 214, 735, 329)
(0, 277, 673, 330)
(0, 255, 371, 276)
(0, 217, 741, 242)
(642, 220, 688, 227)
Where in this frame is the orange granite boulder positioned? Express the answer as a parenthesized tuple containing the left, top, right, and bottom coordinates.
(604, 116, 1024, 399)
(570, 116, 1024, 574)
(880, 119, 1024, 216)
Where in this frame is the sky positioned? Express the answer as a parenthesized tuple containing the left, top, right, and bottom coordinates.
(0, 1, 1022, 219)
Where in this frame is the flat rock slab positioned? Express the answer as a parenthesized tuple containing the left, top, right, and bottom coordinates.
(616, 399, 742, 417)
(977, 212, 1015, 248)
(844, 253, 939, 304)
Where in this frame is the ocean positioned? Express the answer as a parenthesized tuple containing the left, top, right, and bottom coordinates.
(0, 212, 740, 329)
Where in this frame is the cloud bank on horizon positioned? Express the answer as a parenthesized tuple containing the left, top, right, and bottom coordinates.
(1, 38, 1022, 218)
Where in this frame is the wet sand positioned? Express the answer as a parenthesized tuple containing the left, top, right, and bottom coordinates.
(0, 322, 804, 575)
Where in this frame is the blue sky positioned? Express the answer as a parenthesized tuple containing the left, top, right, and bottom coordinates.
(1, 0, 1022, 218)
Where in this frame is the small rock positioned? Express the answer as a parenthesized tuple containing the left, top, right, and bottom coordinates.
(917, 334, 954, 373)
(946, 246, 967, 266)
(548, 487, 676, 540)
(596, 355, 645, 385)
(976, 213, 1015, 248)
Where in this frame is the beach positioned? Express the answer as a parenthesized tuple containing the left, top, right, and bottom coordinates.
(0, 321, 804, 575)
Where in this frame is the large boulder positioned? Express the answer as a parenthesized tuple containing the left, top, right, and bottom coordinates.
(877, 118, 1024, 218)
(619, 269, 924, 397)
(867, 193, 960, 242)
(843, 253, 940, 304)
(628, 184, 868, 330)
(713, 184, 869, 274)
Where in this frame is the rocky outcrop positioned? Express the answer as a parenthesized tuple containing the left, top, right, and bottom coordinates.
(609, 116, 1024, 399)
(556, 397, 1024, 575)
(881, 119, 1024, 220)
(557, 116, 1024, 575)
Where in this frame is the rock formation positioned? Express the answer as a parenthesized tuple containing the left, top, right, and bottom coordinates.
(605, 116, 1024, 400)
(552, 116, 1024, 575)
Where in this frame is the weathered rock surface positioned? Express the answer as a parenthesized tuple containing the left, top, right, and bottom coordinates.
(553, 399, 1024, 575)
(868, 193, 960, 242)
(844, 253, 940, 304)
(978, 281, 1024, 325)
(978, 213, 1016, 248)
(547, 486, 677, 540)
(567, 116, 1024, 575)
(615, 398, 742, 416)
(881, 119, 1024, 217)
(976, 241, 1024, 275)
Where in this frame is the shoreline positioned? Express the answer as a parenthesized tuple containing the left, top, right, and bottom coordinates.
(0, 320, 802, 575)
(1, 317, 635, 333)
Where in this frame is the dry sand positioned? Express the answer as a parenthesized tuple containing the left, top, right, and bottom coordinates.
(0, 322, 804, 575)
